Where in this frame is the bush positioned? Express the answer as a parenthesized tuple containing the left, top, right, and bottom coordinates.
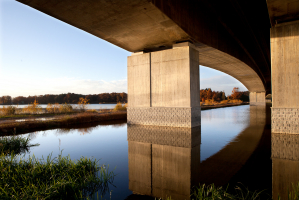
(220, 100, 229, 104)
(113, 102, 127, 111)
(204, 99, 214, 106)
(229, 99, 243, 104)
(78, 97, 89, 112)
(59, 103, 73, 113)
(0, 105, 16, 116)
(22, 100, 42, 114)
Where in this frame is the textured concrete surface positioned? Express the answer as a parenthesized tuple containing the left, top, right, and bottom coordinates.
(127, 106, 201, 128)
(272, 134, 299, 200)
(272, 108, 299, 134)
(271, 20, 299, 134)
(127, 44, 200, 127)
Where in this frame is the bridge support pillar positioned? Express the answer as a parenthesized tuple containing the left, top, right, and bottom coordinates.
(127, 42, 201, 128)
(249, 92, 265, 106)
(271, 21, 299, 134)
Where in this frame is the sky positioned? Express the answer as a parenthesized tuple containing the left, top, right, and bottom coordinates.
(0, 0, 247, 98)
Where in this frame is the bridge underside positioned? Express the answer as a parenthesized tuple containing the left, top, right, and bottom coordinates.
(17, 0, 269, 93)
(17, 0, 299, 129)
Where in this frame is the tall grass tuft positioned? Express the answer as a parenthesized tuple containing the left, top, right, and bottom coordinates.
(191, 183, 233, 199)
(287, 182, 299, 200)
(0, 152, 115, 199)
(0, 135, 39, 155)
(191, 183, 267, 200)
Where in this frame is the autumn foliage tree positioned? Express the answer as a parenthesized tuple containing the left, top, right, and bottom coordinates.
(200, 88, 226, 102)
(228, 87, 249, 101)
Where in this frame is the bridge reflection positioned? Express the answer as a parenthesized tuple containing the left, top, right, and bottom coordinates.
(126, 105, 266, 199)
(272, 133, 299, 200)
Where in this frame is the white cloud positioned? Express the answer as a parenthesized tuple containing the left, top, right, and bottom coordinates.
(0, 76, 127, 97)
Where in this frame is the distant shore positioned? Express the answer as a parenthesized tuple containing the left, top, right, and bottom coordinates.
(201, 102, 249, 110)
(0, 103, 248, 135)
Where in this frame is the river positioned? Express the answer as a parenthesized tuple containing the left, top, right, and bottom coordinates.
(5, 104, 299, 199)
(0, 104, 119, 109)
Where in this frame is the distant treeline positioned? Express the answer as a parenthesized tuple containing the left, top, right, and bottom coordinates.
(200, 87, 249, 102)
(0, 92, 127, 105)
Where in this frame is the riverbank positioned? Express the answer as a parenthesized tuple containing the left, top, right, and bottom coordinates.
(0, 103, 248, 135)
(0, 111, 126, 135)
(201, 102, 249, 110)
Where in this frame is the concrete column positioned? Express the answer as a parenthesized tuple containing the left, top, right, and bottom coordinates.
(127, 42, 201, 128)
(249, 92, 265, 106)
(271, 20, 299, 134)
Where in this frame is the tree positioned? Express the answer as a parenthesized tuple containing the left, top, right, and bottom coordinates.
(231, 87, 242, 100)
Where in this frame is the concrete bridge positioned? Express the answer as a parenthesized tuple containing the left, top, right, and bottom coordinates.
(17, 0, 299, 133)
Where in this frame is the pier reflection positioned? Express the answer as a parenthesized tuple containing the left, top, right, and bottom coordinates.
(126, 105, 267, 200)
(272, 133, 299, 200)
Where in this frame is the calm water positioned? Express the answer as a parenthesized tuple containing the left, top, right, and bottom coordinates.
(0, 104, 118, 109)
(4, 104, 298, 199)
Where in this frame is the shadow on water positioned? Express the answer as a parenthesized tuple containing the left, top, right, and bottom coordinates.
(272, 133, 299, 199)
(125, 105, 271, 200)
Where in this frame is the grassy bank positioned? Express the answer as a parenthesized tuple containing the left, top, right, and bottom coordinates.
(201, 102, 249, 111)
(0, 136, 115, 199)
(0, 112, 127, 135)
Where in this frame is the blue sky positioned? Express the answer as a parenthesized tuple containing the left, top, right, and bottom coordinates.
(0, 0, 247, 98)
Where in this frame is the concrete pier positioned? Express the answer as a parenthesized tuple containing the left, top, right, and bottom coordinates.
(271, 20, 299, 134)
(250, 92, 266, 106)
(127, 42, 200, 128)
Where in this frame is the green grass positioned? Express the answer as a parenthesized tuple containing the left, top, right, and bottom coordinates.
(189, 183, 268, 200)
(0, 135, 39, 155)
(0, 152, 115, 200)
(0, 135, 115, 199)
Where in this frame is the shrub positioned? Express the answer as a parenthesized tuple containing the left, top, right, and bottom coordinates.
(59, 103, 73, 113)
(78, 97, 89, 112)
(0, 105, 16, 116)
(204, 99, 214, 106)
(113, 102, 127, 111)
(220, 100, 229, 104)
(87, 109, 97, 113)
(22, 100, 42, 114)
(229, 99, 243, 104)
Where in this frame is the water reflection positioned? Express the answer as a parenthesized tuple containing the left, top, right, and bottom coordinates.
(272, 133, 299, 199)
(126, 105, 267, 200)
(127, 125, 201, 200)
